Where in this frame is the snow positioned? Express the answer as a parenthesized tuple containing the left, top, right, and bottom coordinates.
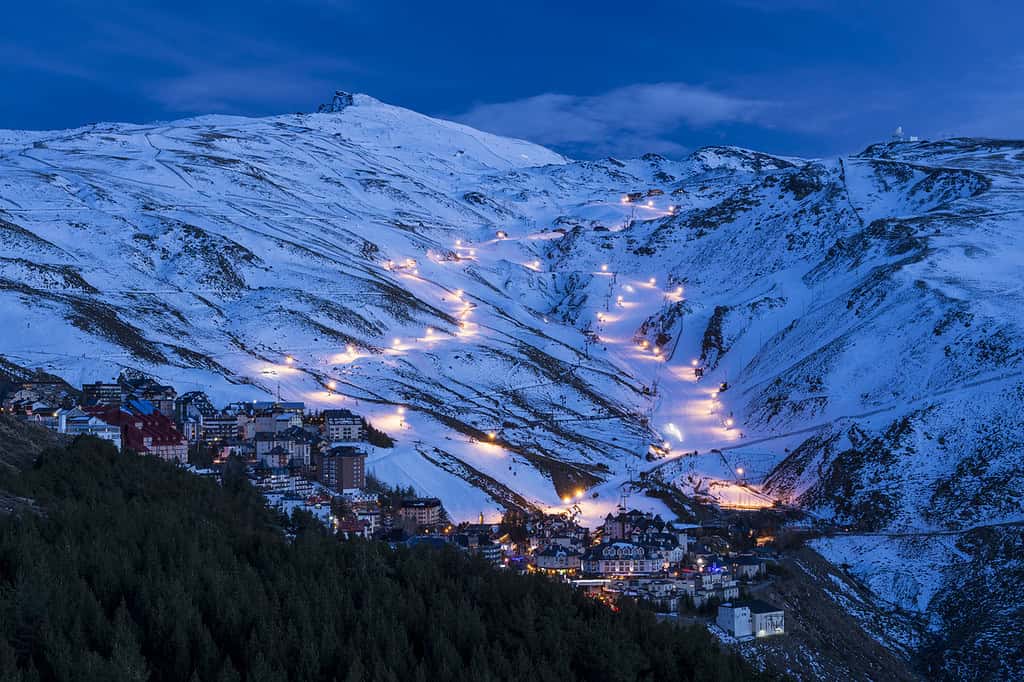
(0, 98, 1021, 557)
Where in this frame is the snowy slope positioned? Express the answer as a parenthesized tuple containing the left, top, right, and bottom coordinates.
(1, 95, 1022, 676)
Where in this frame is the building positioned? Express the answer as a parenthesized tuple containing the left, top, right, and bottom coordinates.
(175, 391, 217, 423)
(56, 408, 122, 449)
(323, 408, 365, 442)
(202, 413, 241, 442)
(730, 555, 767, 581)
(581, 542, 660, 576)
(355, 508, 381, 536)
(254, 466, 314, 496)
(318, 446, 366, 492)
(716, 600, 785, 640)
(82, 382, 122, 407)
(87, 407, 187, 463)
(398, 498, 443, 527)
(336, 518, 369, 540)
(255, 427, 315, 467)
(534, 546, 581, 574)
(452, 533, 502, 566)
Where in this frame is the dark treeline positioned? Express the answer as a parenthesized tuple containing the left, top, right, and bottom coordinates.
(0, 436, 769, 681)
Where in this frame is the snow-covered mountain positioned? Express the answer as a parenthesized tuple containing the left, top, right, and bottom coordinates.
(1, 92, 1021, 678)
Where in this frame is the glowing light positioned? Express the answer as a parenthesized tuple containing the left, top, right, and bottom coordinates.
(285, 356, 294, 364)
(532, 260, 541, 269)
(327, 381, 337, 390)
(425, 327, 434, 336)
(691, 359, 698, 367)
(455, 239, 462, 246)
(736, 467, 744, 476)
(469, 249, 476, 256)
(601, 264, 608, 272)
(392, 338, 401, 346)
(725, 418, 734, 427)
(562, 496, 572, 504)
(640, 340, 649, 348)
(346, 344, 356, 354)
(620, 196, 629, 204)
(576, 488, 584, 498)
(454, 289, 463, 298)
(397, 406, 406, 415)
(646, 200, 654, 207)
(648, 277, 656, 286)
(487, 431, 496, 440)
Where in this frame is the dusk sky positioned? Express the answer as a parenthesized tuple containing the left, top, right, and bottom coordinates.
(2, 0, 1022, 159)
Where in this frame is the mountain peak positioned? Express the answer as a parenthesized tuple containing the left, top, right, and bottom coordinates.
(317, 90, 356, 113)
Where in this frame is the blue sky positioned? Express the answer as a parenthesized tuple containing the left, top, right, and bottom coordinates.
(1, 0, 1021, 158)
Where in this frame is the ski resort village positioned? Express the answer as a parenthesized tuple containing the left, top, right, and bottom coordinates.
(0, 92, 1021, 679)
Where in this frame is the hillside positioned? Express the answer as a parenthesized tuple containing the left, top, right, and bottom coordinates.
(0, 435, 762, 681)
(0, 94, 1022, 678)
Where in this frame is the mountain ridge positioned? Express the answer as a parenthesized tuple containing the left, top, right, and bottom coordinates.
(0, 93, 1021, 678)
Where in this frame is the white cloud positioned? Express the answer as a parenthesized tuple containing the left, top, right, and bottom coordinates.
(455, 82, 770, 157)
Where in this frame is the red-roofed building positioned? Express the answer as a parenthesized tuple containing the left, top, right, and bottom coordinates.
(86, 407, 187, 464)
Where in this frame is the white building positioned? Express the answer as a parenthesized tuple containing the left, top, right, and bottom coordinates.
(56, 408, 122, 450)
(323, 409, 364, 442)
(717, 600, 785, 640)
(581, 541, 659, 576)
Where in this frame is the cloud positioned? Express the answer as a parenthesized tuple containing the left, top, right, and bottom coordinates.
(455, 82, 770, 157)
(52, 7, 358, 115)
